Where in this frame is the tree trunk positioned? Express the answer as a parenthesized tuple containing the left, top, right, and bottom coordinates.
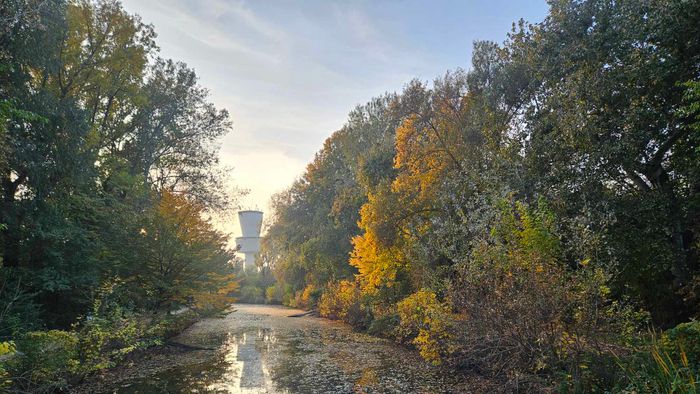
(1, 174, 20, 268)
(647, 166, 689, 288)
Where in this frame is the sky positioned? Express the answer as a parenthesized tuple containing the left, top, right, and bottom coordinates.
(120, 0, 550, 237)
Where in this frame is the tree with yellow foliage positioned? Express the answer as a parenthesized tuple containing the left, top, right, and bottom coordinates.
(136, 191, 237, 314)
(350, 73, 502, 301)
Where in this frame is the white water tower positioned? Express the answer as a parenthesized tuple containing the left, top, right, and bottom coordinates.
(235, 210, 263, 271)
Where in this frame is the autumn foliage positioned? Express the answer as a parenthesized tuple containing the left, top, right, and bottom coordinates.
(139, 191, 237, 314)
(264, 0, 700, 391)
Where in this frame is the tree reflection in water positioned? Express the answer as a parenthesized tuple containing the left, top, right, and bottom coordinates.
(112, 304, 465, 393)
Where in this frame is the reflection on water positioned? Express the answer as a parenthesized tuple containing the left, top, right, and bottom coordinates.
(118, 329, 281, 393)
(205, 330, 277, 393)
(112, 304, 464, 394)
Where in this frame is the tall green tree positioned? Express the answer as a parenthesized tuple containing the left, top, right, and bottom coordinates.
(0, 0, 235, 330)
(503, 0, 700, 324)
(119, 58, 231, 210)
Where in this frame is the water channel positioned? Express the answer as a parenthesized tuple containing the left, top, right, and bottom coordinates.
(89, 304, 468, 393)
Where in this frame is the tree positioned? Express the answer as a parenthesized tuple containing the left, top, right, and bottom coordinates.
(0, 0, 234, 329)
(135, 191, 236, 313)
(503, 0, 700, 324)
(263, 96, 398, 300)
(118, 58, 232, 210)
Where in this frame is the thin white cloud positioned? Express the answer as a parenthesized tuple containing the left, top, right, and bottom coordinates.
(215, 0, 287, 43)
(132, 0, 284, 62)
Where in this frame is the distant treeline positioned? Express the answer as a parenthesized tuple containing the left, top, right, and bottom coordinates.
(0, 1, 239, 391)
(263, 0, 700, 391)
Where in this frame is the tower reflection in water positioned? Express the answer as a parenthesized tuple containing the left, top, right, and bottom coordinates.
(206, 329, 279, 393)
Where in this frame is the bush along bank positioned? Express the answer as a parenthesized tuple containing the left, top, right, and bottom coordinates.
(1, 300, 206, 393)
(308, 201, 698, 391)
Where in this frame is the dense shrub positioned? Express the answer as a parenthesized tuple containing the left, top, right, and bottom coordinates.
(74, 314, 150, 374)
(265, 284, 283, 304)
(11, 330, 79, 392)
(366, 314, 399, 338)
(621, 330, 700, 393)
(450, 200, 644, 390)
(318, 280, 371, 329)
(144, 310, 198, 340)
(298, 284, 322, 309)
(189, 273, 239, 316)
(285, 284, 323, 310)
(5, 307, 199, 392)
(396, 289, 456, 365)
(0, 286, 199, 392)
(662, 321, 700, 370)
(0, 341, 14, 391)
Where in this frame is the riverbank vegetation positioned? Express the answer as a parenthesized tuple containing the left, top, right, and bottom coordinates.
(263, 0, 700, 391)
(0, 1, 238, 391)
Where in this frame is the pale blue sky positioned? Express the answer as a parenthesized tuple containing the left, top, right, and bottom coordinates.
(120, 0, 549, 234)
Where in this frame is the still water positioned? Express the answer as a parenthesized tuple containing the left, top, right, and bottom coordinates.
(103, 304, 466, 393)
